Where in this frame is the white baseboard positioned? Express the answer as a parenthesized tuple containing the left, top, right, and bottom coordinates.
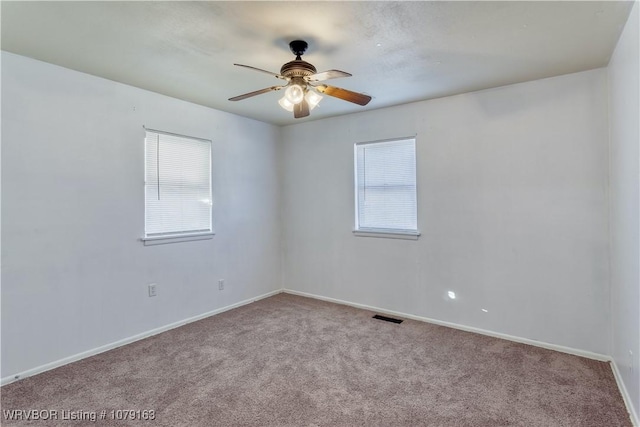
(1, 289, 282, 387)
(611, 359, 640, 426)
(283, 289, 610, 362)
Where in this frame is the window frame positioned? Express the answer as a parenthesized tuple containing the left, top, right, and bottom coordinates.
(141, 127, 214, 246)
(353, 136, 420, 240)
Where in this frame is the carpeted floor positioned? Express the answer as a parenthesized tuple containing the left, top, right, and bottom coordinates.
(1, 293, 632, 426)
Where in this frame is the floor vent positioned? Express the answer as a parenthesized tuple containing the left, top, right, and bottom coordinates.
(372, 314, 403, 324)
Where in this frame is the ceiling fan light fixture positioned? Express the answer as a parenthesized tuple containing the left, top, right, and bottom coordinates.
(284, 84, 304, 104)
(305, 90, 322, 110)
(278, 96, 294, 112)
(230, 39, 372, 119)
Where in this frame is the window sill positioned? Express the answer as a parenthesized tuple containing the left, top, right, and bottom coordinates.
(141, 232, 214, 246)
(353, 229, 420, 240)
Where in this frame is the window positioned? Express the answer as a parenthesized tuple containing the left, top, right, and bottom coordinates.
(354, 137, 419, 239)
(143, 129, 212, 244)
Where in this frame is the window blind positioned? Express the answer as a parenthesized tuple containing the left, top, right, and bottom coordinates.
(355, 138, 417, 232)
(144, 130, 212, 237)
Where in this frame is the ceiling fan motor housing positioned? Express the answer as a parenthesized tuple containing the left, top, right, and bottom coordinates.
(281, 40, 316, 82)
(280, 60, 317, 79)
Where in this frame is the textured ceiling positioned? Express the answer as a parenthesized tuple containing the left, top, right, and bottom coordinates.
(1, 1, 634, 126)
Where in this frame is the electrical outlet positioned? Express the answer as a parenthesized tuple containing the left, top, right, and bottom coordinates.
(218, 279, 224, 291)
(148, 283, 157, 297)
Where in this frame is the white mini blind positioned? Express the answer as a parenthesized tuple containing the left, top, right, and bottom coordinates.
(355, 138, 417, 233)
(144, 130, 212, 237)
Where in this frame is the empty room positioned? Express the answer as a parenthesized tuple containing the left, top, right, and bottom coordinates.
(1, 1, 639, 426)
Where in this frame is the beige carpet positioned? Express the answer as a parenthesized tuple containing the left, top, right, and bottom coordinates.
(1, 293, 632, 426)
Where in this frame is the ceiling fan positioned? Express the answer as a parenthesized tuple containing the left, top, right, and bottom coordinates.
(228, 40, 372, 119)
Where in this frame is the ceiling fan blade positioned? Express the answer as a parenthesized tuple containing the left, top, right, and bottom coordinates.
(316, 85, 372, 106)
(228, 86, 283, 101)
(294, 99, 310, 118)
(234, 64, 287, 80)
(306, 69, 352, 82)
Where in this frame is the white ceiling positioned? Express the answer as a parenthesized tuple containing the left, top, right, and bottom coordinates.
(1, 1, 634, 126)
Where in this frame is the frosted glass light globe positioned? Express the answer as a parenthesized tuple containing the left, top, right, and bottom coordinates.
(278, 96, 294, 112)
(305, 90, 322, 110)
(284, 84, 304, 104)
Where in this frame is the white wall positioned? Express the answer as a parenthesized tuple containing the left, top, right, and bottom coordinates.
(1, 52, 282, 378)
(281, 69, 610, 355)
(608, 1, 640, 419)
